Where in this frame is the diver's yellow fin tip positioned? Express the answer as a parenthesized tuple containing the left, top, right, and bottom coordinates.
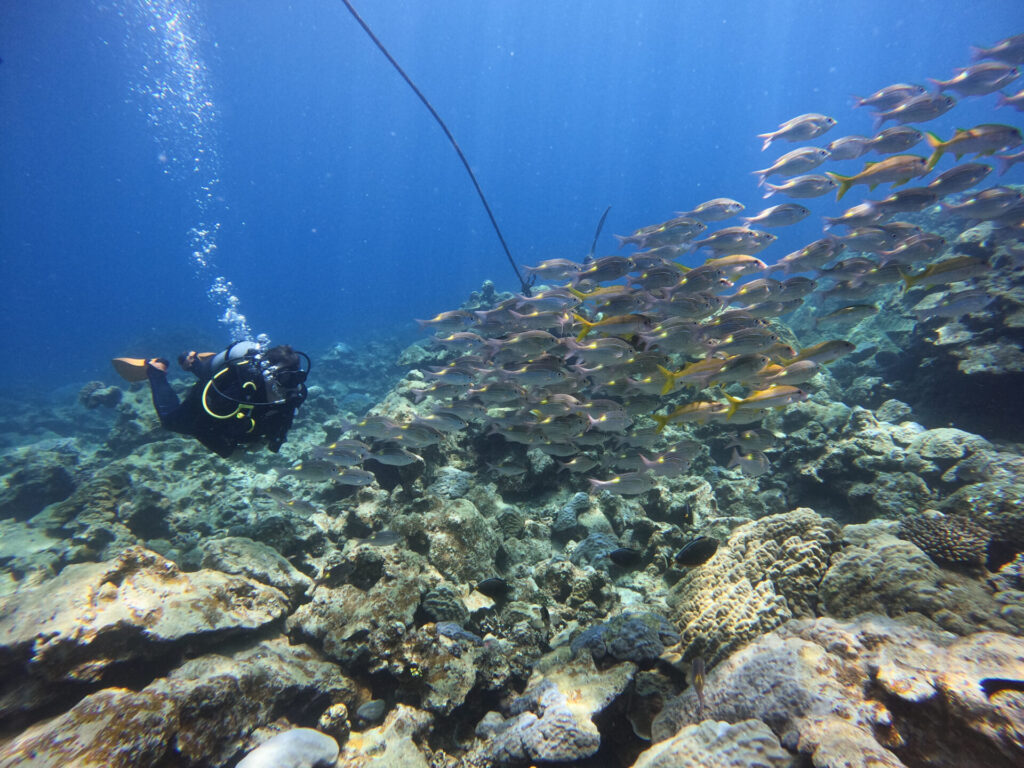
(111, 357, 151, 382)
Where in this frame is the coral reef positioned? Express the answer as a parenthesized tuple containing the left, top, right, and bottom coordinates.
(0, 638, 355, 768)
(897, 509, 990, 566)
(819, 522, 1024, 636)
(667, 508, 841, 665)
(633, 719, 793, 768)
(652, 615, 1024, 768)
(570, 612, 680, 665)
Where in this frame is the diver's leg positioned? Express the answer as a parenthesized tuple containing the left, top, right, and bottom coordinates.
(146, 360, 190, 430)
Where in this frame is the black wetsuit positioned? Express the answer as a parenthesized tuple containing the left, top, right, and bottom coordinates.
(146, 356, 306, 458)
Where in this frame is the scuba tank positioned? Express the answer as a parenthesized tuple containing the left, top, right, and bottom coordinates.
(201, 341, 311, 430)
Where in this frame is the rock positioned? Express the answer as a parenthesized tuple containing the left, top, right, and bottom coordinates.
(0, 519, 64, 595)
(236, 728, 339, 768)
(0, 547, 291, 718)
(427, 467, 473, 499)
(570, 612, 680, 665)
(667, 508, 840, 665)
(632, 719, 793, 768)
(0, 454, 76, 520)
(569, 531, 618, 568)
(471, 655, 635, 765)
(287, 546, 430, 668)
(819, 526, 1021, 635)
(78, 381, 122, 409)
(906, 427, 992, 462)
(340, 704, 434, 768)
(653, 615, 1024, 768)
(0, 637, 355, 768)
(552, 492, 590, 534)
(317, 702, 351, 745)
(356, 700, 387, 725)
(0, 688, 177, 768)
(876, 399, 913, 424)
(421, 499, 501, 583)
(200, 536, 314, 603)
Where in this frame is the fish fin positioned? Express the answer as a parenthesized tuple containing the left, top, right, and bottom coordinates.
(724, 394, 743, 420)
(892, 177, 910, 189)
(969, 45, 985, 62)
(926, 77, 945, 95)
(657, 364, 676, 396)
(757, 132, 774, 152)
(898, 267, 916, 294)
(726, 447, 741, 468)
(567, 286, 588, 300)
(997, 156, 1012, 176)
(762, 185, 777, 200)
(924, 131, 945, 170)
(651, 413, 671, 434)
(573, 313, 593, 342)
(612, 234, 629, 249)
(996, 93, 1009, 108)
(827, 172, 851, 201)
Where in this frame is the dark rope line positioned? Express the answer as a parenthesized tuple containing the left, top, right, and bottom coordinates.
(587, 205, 611, 263)
(339, 0, 532, 296)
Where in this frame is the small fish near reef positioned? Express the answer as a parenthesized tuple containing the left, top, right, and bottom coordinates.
(674, 536, 719, 567)
(979, 678, 1024, 698)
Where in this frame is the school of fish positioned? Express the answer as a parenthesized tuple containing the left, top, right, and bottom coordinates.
(302, 33, 1024, 494)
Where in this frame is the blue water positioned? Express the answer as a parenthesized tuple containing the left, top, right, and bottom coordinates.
(2, 0, 1022, 393)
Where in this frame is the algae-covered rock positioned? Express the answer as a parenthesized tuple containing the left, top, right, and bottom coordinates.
(470, 654, 634, 765)
(570, 612, 680, 665)
(0, 546, 290, 717)
(421, 498, 501, 584)
(200, 535, 314, 603)
(819, 524, 1021, 635)
(632, 719, 793, 768)
(0, 451, 76, 520)
(653, 615, 1024, 768)
(0, 638, 354, 768)
(287, 546, 432, 668)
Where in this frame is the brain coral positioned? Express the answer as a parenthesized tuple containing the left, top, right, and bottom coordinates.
(666, 508, 840, 665)
(898, 509, 990, 566)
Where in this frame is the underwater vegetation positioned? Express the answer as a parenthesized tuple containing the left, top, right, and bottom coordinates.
(4, 26, 1024, 768)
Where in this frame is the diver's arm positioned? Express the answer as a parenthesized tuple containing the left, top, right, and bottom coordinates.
(146, 364, 182, 421)
(265, 392, 306, 452)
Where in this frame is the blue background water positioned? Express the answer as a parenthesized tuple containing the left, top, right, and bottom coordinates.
(2, 0, 1022, 394)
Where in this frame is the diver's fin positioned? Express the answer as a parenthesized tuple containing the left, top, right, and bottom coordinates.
(111, 357, 151, 382)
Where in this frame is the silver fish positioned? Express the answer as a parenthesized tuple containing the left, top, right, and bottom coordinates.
(826, 134, 872, 161)
(741, 203, 811, 228)
(753, 146, 831, 184)
(853, 83, 927, 111)
(930, 62, 1020, 97)
(758, 113, 836, 151)
(762, 174, 837, 199)
(675, 198, 745, 222)
(588, 472, 656, 495)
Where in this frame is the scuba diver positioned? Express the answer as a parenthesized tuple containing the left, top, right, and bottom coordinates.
(112, 341, 309, 458)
